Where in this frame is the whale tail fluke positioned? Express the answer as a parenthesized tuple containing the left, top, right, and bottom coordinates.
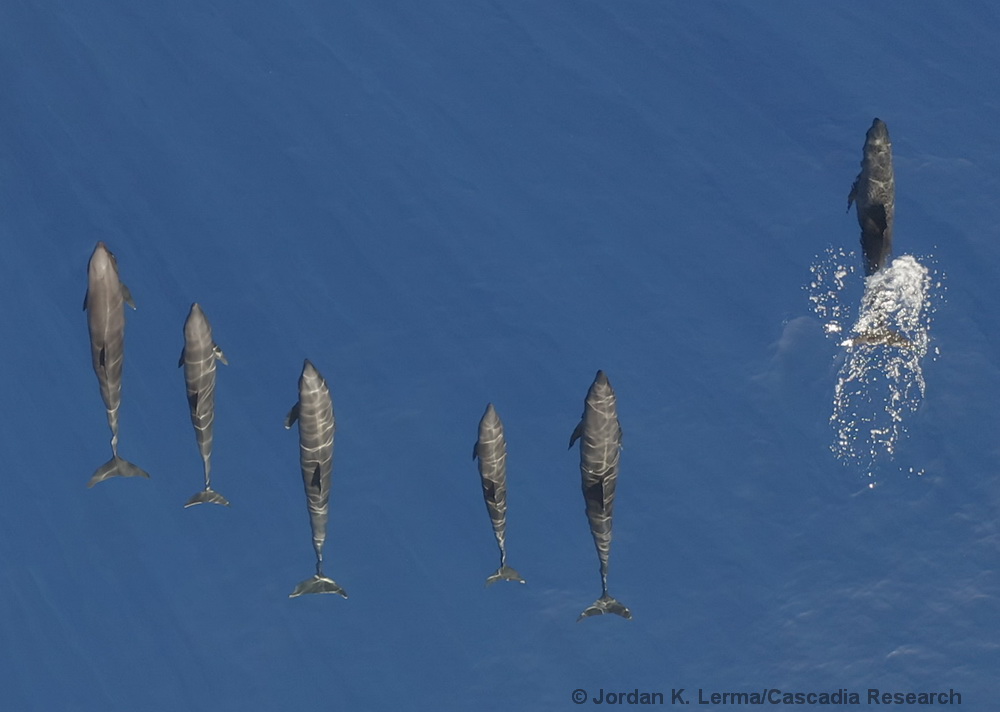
(87, 456, 151, 488)
(486, 564, 525, 586)
(577, 594, 632, 621)
(184, 488, 230, 508)
(289, 575, 348, 599)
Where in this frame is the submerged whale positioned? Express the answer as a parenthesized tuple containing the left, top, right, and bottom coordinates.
(83, 242, 150, 487)
(569, 371, 631, 621)
(473, 403, 525, 586)
(848, 118, 895, 276)
(179, 303, 230, 507)
(285, 360, 347, 599)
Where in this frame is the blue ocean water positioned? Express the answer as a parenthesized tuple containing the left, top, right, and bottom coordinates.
(1, 2, 997, 710)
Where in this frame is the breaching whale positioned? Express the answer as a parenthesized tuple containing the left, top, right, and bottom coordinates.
(179, 303, 230, 507)
(569, 370, 631, 621)
(83, 242, 150, 487)
(473, 403, 525, 586)
(285, 359, 347, 598)
(848, 118, 895, 276)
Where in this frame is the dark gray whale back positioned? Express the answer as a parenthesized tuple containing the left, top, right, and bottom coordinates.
(848, 118, 895, 276)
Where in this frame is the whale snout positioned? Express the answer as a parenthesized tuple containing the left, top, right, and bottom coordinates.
(866, 118, 890, 144)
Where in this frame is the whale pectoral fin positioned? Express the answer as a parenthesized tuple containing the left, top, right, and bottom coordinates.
(569, 421, 583, 449)
(121, 282, 136, 309)
(311, 464, 322, 493)
(213, 344, 228, 365)
(472, 441, 479, 460)
(99, 346, 106, 368)
(284, 403, 300, 429)
(83, 288, 89, 311)
(178, 349, 185, 368)
(847, 177, 859, 212)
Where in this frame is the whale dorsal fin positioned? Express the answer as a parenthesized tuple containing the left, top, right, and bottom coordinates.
(482, 479, 496, 503)
(584, 480, 606, 512)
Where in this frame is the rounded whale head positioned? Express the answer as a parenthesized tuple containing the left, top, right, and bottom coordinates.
(88, 241, 118, 280)
(299, 359, 328, 391)
(866, 118, 890, 145)
(586, 369, 615, 404)
(184, 302, 209, 335)
(479, 402, 501, 431)
(297, 359, 332, 409)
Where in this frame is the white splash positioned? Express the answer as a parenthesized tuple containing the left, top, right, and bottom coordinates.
(807, 251, 942, 474)
(807, 245, 856, 337)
